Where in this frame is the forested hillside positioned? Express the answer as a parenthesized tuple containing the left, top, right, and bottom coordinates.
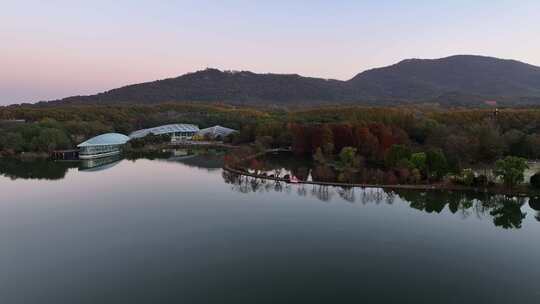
(41, 55, 540, 107)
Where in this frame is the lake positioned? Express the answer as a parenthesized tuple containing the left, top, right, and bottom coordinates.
(1, 152, 539, 303)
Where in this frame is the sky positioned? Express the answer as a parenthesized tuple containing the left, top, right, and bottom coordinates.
(1, 0, 539, 105)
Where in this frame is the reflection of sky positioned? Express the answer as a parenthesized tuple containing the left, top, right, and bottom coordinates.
(1, 0, 540, 104)
(0, 158, 221, 203)
(1, 158, 540, 303)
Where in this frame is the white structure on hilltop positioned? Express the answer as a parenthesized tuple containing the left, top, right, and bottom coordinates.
(129, 124, 200, 142)
(197, 125, 237, 140)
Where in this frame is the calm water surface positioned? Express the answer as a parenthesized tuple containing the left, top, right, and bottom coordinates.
(1, 154, 539, 303)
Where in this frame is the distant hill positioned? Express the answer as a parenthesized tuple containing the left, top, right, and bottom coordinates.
(50, 69, 349, 106)
(45, 55, 540, 107)
(348, 55, 540, 101)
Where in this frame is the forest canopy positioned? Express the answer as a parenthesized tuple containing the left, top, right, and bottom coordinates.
(1, 104, 540, 173)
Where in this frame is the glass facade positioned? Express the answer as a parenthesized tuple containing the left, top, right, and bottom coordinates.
(173, 131, 196, 137)
(79, 145, 120, 156)
(77, 133, 130, 159)
(129, 124, 200, 140)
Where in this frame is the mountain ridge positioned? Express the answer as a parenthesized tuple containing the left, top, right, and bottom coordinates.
(43, 55, 540, 107)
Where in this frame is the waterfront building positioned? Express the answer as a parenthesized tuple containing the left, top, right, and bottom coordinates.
(196, 125, 237, 140)
(129, 124, 200, 142)
(77, 133, 130, 159)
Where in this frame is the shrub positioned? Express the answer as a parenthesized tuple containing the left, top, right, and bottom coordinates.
(410, 152, 427, 171)
(339, 147, 358, 168)
(313, 147, 326, 164)
(494, 156, 529, 188)
(530, 172, 540, 189)
(385, 144, 411, 168)
(473, 174, 488, 187)
(455, 169, 475, 186)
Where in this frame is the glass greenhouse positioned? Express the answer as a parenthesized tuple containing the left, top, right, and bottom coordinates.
(129, 124, 200, 141)
(77, 133, 130, 159)
(197, 125, 237, 140)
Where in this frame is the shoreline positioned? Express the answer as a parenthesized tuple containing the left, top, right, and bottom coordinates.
(2, 145, 536, 196)
(223, 148, 537, 197)
(223, 165, 535, 196)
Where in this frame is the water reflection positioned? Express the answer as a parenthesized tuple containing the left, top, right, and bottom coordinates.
(79, 154, 122, 171)
(0, 158, 78, 180)
(0, 149, 225, 180)
(222, 170, 533, 229)
(1, 152, 536, 230)
(529, 197, 540, 222)
(164, 149, 225, 171)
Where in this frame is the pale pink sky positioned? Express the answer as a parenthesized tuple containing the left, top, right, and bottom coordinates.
(1, 0, 539, 105)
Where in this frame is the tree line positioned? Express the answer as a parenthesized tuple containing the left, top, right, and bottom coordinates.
(2, 104, 540, 189)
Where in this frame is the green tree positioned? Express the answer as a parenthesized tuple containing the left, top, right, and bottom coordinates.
(385, 144, 411, 168)
(0, 132, 25, 152)
(470, 121, 505, 162)
(426, 149, 448, 180)
(410, 152, 427, 172)
(339, 147, 358, 168)
(30, 128, 71, 152)
(494, 156, 528, 189)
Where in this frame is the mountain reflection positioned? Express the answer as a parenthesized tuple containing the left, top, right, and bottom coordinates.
(222, 170, 533, 229)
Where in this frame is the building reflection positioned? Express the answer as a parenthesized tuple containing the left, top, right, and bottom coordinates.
(222, 170, 533, 229)
(0, 149, 225, 181)
(78, 154, 123, 172)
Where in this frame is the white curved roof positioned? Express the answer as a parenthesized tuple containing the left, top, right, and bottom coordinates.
(77, 133, 130, 147)
(198, 125, 237, 137)
(129, 124, 199, 139)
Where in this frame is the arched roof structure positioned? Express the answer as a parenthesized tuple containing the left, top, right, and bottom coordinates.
(77, 133, 130, 147)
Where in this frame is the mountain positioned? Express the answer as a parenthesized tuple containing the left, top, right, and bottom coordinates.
(348, 55, 540, 101)
(50, 69, 349, 105)
(45, 55, 540, 107)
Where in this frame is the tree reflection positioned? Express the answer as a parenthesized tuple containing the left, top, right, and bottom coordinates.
(311, 185, 332, 202)
(490, 197, 526, 229)
(222, 170, 533, 229)
(337, 187, 355, 202)
(0, 158, 77, 180)
(528, 197, 540, 222)
(297, 185, 308, 197)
